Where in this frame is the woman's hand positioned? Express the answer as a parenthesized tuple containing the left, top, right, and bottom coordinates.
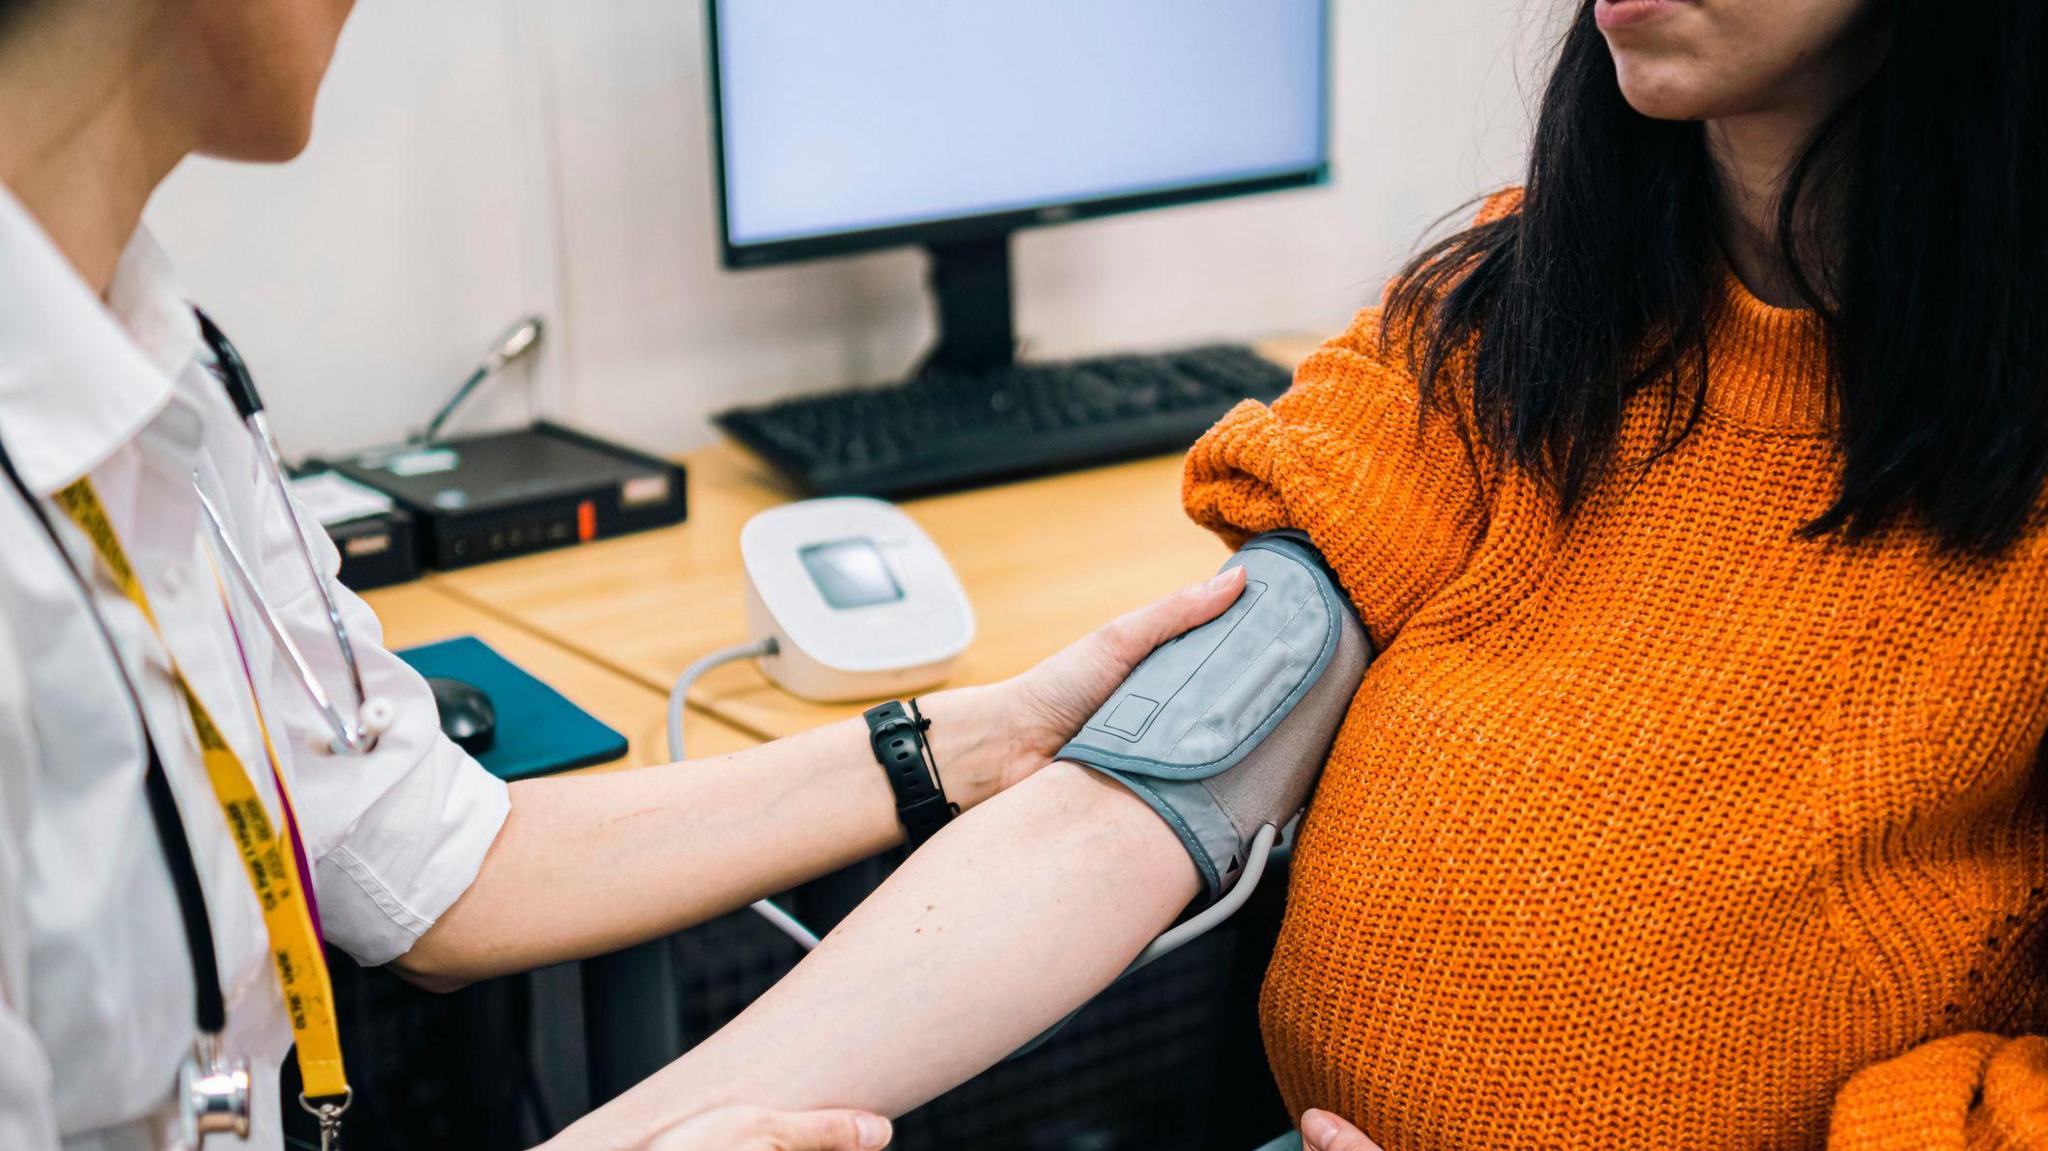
(1301, 1108, 1383, 1151)
(927, 565, 1247, 805)
(645, 1105, 891, 1151)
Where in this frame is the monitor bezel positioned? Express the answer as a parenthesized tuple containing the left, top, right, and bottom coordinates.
(705, 0, 1333, 270)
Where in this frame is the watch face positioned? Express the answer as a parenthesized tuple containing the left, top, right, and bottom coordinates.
(799, 537, 905, 610)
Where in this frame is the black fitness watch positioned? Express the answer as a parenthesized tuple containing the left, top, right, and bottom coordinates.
(864, 699, 956, 848)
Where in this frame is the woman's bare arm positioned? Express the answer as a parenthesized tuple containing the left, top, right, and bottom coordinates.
(553, 762, 1200, 1149)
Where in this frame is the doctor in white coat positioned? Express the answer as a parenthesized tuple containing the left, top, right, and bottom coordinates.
(0, 2, 1247, 1148)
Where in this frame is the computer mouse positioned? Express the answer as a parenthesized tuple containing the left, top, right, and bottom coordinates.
(426, 676, 497, 755)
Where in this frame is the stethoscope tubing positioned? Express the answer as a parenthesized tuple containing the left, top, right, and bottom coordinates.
(195, 308, 381, 756)
(196, 487, 364, 755)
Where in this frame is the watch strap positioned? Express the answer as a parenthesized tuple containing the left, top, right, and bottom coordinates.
(864, 700, 955, 847)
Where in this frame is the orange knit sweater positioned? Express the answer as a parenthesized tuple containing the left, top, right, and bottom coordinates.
(1181, 194, 2048, 1149)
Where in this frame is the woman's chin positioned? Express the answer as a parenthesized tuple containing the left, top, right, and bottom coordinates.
(1613, 66, 1722, 122)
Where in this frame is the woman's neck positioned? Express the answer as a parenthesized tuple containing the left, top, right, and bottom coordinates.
(1703, 11, 1889, 311)
(0, 3, 195, 296)
(1704, 110, 1822, 309)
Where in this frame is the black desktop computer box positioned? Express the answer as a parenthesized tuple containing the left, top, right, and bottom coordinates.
(325, 422, 687, 570)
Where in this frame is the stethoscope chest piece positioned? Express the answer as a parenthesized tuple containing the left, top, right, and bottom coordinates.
(178, 1036, 251, 1148)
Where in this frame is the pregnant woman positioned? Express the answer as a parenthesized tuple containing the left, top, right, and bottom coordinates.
(558, 0, 2048, 1148)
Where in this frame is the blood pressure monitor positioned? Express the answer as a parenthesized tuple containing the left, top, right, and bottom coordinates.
(740, 498, 975, 701)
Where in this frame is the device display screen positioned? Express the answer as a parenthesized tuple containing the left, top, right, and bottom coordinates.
(800, 538, 905, 609)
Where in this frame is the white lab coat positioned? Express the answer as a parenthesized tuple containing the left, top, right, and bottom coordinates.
(0, 185, 511, 1150)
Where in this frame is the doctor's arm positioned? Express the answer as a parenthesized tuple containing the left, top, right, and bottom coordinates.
(390, 566, 1245, 990)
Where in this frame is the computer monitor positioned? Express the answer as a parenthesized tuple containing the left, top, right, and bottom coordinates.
(707, 0, 1329, 372)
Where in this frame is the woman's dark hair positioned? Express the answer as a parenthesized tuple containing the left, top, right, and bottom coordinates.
(1386, 0, 2047, 554)
(0, 0, 43, 37)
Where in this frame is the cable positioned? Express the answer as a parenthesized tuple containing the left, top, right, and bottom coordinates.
(743, 898, 821, 950)
(1124, 822, 1278, 975)
(667, 638, 775, 764)
(666, 636, 824, 951)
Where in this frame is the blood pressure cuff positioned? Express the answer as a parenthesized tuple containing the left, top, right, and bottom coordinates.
(1057, 532, 1371, 900)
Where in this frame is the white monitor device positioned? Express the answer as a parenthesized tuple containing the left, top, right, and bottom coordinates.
(708, 0, 1329, 263)
(741, 498, 975, 702)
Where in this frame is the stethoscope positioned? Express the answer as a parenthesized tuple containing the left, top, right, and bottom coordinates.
(0, 308, 379, 1145)
(193, 309, 393, 757)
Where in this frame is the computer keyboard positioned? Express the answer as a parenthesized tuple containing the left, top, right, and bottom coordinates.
(715, 343, 1294, 498)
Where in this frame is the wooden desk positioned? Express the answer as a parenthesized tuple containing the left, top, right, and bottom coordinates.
(431, 335, 1323, 743)
(363, 581, 759, 763)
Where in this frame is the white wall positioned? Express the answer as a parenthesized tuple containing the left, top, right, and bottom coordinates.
(145, 0, 1552, 462)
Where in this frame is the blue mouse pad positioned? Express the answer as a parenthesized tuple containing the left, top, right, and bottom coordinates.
(396, 635, 629, 781)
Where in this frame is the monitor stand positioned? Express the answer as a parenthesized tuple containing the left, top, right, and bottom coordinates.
(922, 234, 1016, 375)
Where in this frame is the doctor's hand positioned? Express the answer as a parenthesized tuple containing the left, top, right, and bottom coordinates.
(645, 1104, 892, 1151)
(930, 566, 1247, 806)
(1301, 1108, 1384, 1151)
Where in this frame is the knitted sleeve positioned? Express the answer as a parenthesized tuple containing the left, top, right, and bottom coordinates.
(1180, 304, 1493, 647)
(1828, 1032, 2048, 1150)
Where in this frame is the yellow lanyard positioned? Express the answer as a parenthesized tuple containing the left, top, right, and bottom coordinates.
(52, 476, 350, 1101)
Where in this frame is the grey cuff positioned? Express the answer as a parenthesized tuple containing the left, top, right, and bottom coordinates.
(1059, 533, 1370, 900)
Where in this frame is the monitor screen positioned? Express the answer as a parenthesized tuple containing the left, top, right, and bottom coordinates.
(711, 0, 1327, 262)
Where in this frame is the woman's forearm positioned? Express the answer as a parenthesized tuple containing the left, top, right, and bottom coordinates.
(397, 685, 1019, 987)
(560, 762, 1200, 1148)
